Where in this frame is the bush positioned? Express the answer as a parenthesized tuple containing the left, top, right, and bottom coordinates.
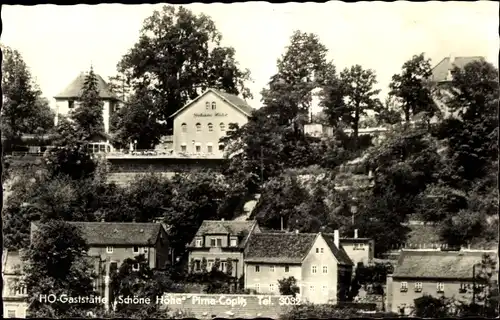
(280, 303, 361, 320)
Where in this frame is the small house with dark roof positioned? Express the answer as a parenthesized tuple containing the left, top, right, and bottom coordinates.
(53, 71, 121, 134)
(429, 55, 486, 120)
(2, 250, 28, 318)
(31, 221, 171, 271)
(169, 89, 253, 158)
(386, 249, 498, 315)
(187, 220, 261, 278)
(243, 230, 353, 304)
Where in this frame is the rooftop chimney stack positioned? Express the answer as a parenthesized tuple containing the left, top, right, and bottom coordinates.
(334, 230, 340, 248)
(354, 229, 358, 239)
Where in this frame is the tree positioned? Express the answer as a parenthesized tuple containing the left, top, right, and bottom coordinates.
(389, 53, 437, 122)
(111, 255, 175, 318)
(70, 66, 105, 140)
(376, 96, 402, 125)
(116, 5, 251, 136)
(413, 295, 455, 318)
(1, 45, 54, 150)
(22, 220, 98, 318)
(110, 84, 164, 149)
(278, 276, 300, 297)
(434, 60, 498, 187)
(322, 65, 382, 149)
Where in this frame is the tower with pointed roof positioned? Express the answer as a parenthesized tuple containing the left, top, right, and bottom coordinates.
(53, 71, 121, 134)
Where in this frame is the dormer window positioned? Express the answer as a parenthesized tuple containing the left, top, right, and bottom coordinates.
(196, 239, 202, 247)
(230, 238, 237, 247)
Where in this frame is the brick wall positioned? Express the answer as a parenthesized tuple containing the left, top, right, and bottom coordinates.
(157, 293, 291, 318)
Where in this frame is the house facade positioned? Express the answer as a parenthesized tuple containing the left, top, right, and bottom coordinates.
(31, 222, 171, 271)
(339, 232, 375, 267)
(2, 250, 28, 318)
(169, 89, 253, 157)
(53, 71, 121, 134)
(188, 220, 260, 278)
(386, 249, 498, 315)
(244, 231, 353, 304)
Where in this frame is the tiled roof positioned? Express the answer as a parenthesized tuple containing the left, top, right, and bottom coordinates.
(31, 221, 164, 246)
(212, 89, 254, 116)
(392, 250, 497, 279)
(2, 250, 24, 275)
(169, 88, 253, 118)
(244, 233, 317, 263)
(430, 56, 485, 82)
(54, 72, 119, 100)
(190, 220, 258, 248)
(322, 234, 354, 266)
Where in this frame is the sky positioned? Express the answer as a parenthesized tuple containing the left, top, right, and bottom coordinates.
(1, 2, 498, 112)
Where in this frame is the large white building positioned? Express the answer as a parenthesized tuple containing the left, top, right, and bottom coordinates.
(169, 89, 254, 158)
(53, 72, 121, 134)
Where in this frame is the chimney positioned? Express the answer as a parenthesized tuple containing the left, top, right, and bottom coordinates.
(334, 230, 340, 248)
(354, 229, 358, 239)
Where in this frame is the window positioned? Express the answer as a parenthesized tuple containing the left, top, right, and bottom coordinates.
(219, 143, 225, 151)
(437, 282, 445, 293)
(132, 263, 139, 271)
(207, 145, 213, 153)
(400, 282, 408, 292)
(309, 285, 315, 292)
(106, 246, 113, 254)
(211, 102, 216, 110)
(216, 238, 222, 247)
(255, 283, 260, 292)
(195, 145, 201, 153)
(285, 266, 290, 273)
(206, 102, 210, 110)
(196, 239, 202, 247)
(210, 239, 216, 247)
(7, 310, 16, 318)
(230, 239, 237, 247)
(207, 261, 214, 270)
(196, 123, 201, 132)
(208, 123, 213, 132)
(255, 265, 260, 272)
(322, 285, 328, 294)
(270, 266, 275, 272)
(220, 123, 226, 131)
(221, 262, 227, 272)
(133, 246, 139, 254)
(459, 283, 468, 293)
(415, 282, 423, 292)
(311, 265, 317, 274)
(195, 260, 201, 271)
(181, 145, 187, 152)
(322, 266, 328, 274)
(316, 248, 319, 253)
(181, 123, 187, 133)
(320, 248, 324, 253)
(68, 100, 75, 109)
(269, 283, 275, 292)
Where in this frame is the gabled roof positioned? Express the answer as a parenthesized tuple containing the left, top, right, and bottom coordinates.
(323, 234, 354, 266)
(392, 250, 497, 279)
(244, 232, 353, 265)
(31, 221, 166, 246)
(2, 250, 24, 275)
(54, 72, 119, 100)
(244, 233, 318, 264)
(169, 88, 253, 119)
(430, 56, 485, 82)
(189, 220, 258, 248)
